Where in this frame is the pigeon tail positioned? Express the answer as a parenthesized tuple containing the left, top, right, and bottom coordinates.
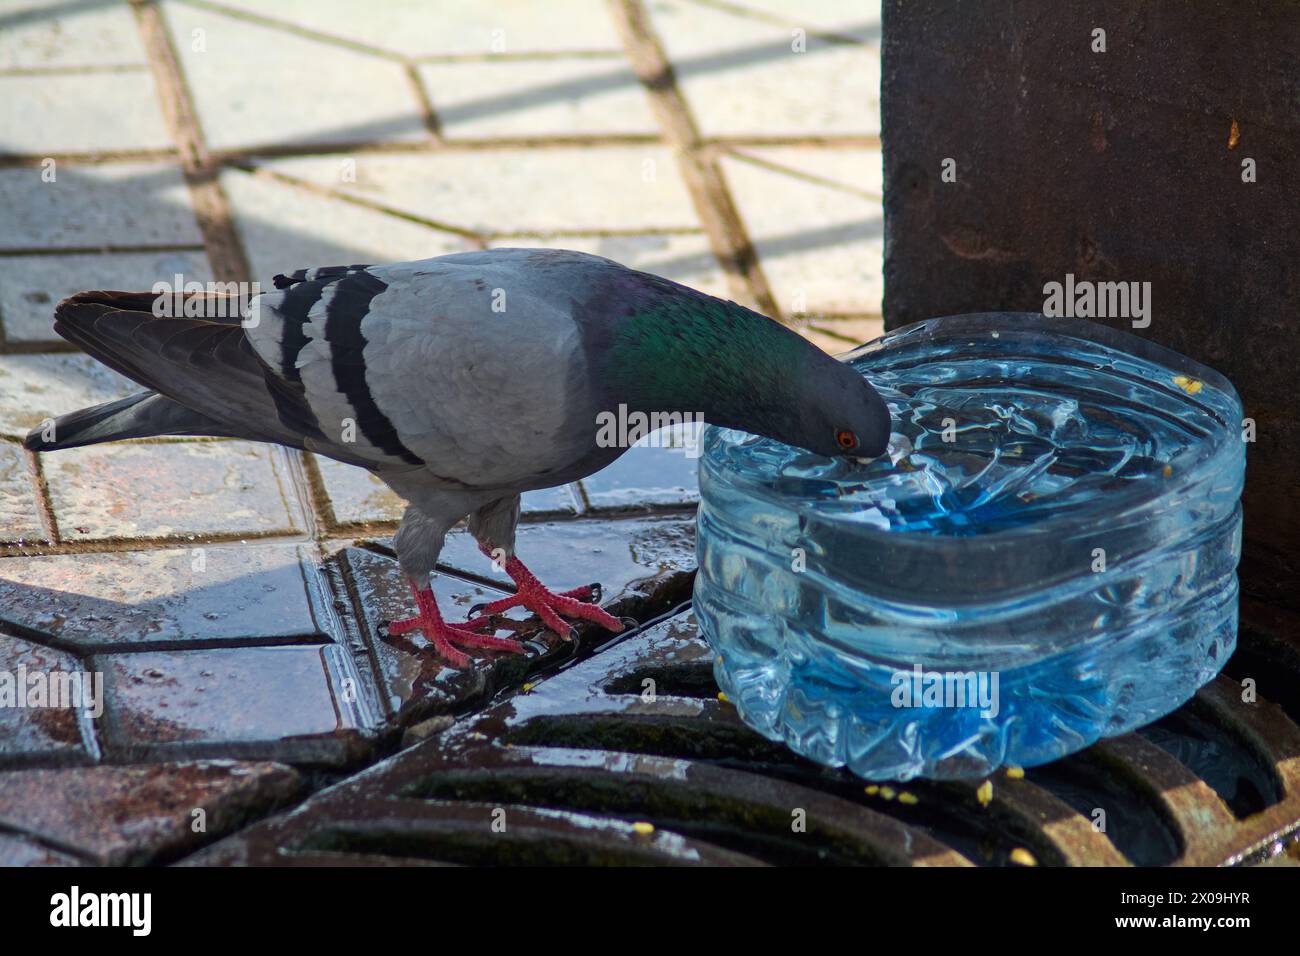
(23, 390, 236, 451)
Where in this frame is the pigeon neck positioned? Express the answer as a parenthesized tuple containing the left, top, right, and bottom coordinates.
(605, 292, 809, 431)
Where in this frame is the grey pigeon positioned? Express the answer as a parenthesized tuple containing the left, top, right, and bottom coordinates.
(26, 249, 889, 666)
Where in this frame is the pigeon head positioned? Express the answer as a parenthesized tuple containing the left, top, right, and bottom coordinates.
(599, 277, 891, 460)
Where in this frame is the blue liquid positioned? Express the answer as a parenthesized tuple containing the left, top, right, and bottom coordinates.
(695, 314, 1245, 780)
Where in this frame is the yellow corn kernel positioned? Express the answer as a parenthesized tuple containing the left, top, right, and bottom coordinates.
(898, 792, 919, 805)
(632, 821, 655, 836)
(977, 780, 993, 806)
(1009, 847, 1038, 867)
(879, 786, 896, 801)
(1006, 766, 1025, 780)
(1172, 374, 1203, 396)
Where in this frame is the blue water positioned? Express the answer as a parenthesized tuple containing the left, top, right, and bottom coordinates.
(695, 314, 1245, 780)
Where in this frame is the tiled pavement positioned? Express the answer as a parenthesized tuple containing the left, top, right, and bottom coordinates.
(0, 0, 882, 864)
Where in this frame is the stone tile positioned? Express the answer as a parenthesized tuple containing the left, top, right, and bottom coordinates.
(0, 72, 173, 154)
(311, 454, 405, 527)
(202, 0, 623, 57)
(579, 424, 702, 511)
(0, 352, 137, 439)
(713, 0, 881, 43)
(720, 149, 883, 316)
(438, 514, 697, 605)
(0, 760, 302, 865)
(0, 162, 201, 250)
(648, 0, 879, 137)
(41, 440, 302, 542)
(0, 833, 83, 866)
(0, 250, 213, 346)
(0, 634, 93, 765)
(0, 544, 324, 649)
(95, 645, 369, 762)
(163, 0, 427, 151)
(220, 167, 474, 286)
(0, 0, 150, 70)
(256, 146, 699, 235)
(488, 234, 730, 297)
(417, 58, 656, 139)
(0, 441, 44, 545)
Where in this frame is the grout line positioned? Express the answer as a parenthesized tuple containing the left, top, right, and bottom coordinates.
(130, 0, 251, 284)
(606, 0, 780, 318)
(0, 150, 178, 166)
(233, 164, 485, 241)
(21, 445, 60, 546)
(171, 0, 405, 61)
(0, 64, 151, 77)
(0, 136, 879, 169)
(0, 244, 208, 257)
(719, 144, 883, 200)
(403, 63, 445, 143)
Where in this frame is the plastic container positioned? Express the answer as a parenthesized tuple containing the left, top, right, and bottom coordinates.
(694, 313, 1245, 780)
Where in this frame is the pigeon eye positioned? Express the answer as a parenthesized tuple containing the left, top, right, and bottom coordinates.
(836, 429, 858, 451)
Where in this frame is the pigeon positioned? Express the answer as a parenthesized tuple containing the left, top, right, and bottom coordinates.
(25, 248, 890, 666)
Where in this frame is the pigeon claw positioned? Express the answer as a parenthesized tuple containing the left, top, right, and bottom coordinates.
(387, 584, 526, 668)
(471, 558, 624, 641)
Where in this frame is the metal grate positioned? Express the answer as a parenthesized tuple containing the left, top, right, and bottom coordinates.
(186, 610, 1300, 867)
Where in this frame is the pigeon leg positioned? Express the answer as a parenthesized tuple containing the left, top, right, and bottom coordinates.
(387, 580, 526, 668)
(467, 552, 626, 638)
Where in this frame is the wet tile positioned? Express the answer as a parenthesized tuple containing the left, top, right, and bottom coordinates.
(0, 163, 201, 250)
(579, 427, 701, 511)
(438, 514, 698, 605)
(0, 634, 94, 766)
(162, 1, 427, 151)
(0, 441, 44, 546)
(488, 234, 730, 298)
(522, 484, 579, 516)
(0, 352, 138, 440)
(341, 546, 526, 719)
(95, 645, 369, 762)
(0, 72, 172, 154)
(0, 0, 150, 70)
(417, 58, 656, 138)
(0, 833, 83, 866)
(41, 440, 302, 542)
(720, 149, 883, 316)
(201, 0, 623, 57)
(255, 147, 699, 235)
(0, 251, 213, 346)
(649, 0, 879, 138)
(220, 167, 474, 286)
(0, 544, 324, 649)
(0, 760, 302, 865)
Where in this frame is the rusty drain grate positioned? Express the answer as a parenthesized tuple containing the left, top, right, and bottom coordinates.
(186, 608, 1300, 867)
